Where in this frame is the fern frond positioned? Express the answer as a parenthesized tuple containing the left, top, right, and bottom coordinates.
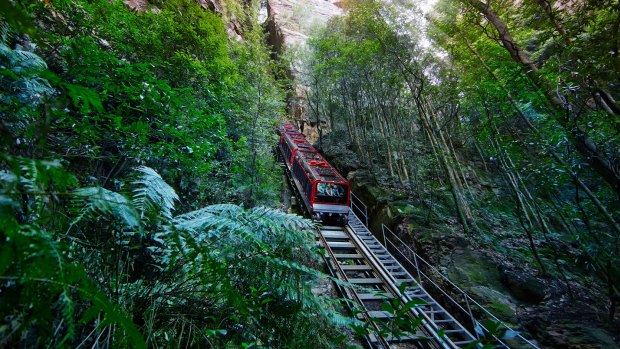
(172, 204, 244, 237)
(172, 207, 215, 223)
(72, 187, 140, 229)
(131, 166, 178, 222)
(0, 194, 18, 208)
(0, 42, 12, 59)
(249, 206, 315, 231)
(187, 203, 243, 219)
(57, 289, 76, 344)
(324, 308, 362, 328)
(9, 47, 47, 72)
(18, 157, 40, 193)
(16, 76, 56, 104)
(0, 169, 18, 192)
(0, 20, 11, 44)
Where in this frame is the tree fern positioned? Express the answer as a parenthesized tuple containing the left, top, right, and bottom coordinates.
(0, 27, 55, 106)
(1, 156, 76, 225)
(0, 20, 46, 73)
(131, 166, 178, 222)
(4, 163, 350, 347)
(15, 76, 54, 103)
(0, 20, 11, 44)
(173, 204, 315, 246)
(17, 156, 40, 194)
(2, 222, 146, 348)
(72, 187, 140, 229)
(0, 169, 18, 206)
(6, 46, 48, 73)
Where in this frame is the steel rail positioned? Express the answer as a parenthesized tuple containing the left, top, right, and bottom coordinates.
(278, 147, 532, 348)
(345, 225, 448, 349)
(316, 225, 392, 348)
(347, 214, 475, 349)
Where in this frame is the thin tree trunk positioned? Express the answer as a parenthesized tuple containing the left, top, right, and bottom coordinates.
(489, 117, 547, 274)
(462, 33, 620, 235)
(463, 0, 620, 198)
(532, 0, 571, 45)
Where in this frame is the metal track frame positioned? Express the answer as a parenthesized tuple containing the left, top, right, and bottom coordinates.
(279, 153, 478, 348)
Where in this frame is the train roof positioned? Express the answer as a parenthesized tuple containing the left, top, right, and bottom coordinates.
(276, 121, 299, 136)
(295, 150, 347, 184)
(278, 123, 313, 152)
(310, 162, 347, 183)
(284, 134, 313, 152)
(278, 122, 349, 185)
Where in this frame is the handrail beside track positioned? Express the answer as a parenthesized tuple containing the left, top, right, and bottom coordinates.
(349, 192, 540, 349)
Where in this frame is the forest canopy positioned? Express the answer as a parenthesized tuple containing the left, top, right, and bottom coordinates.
(1, 0, 619, 347)
(304, 0, 618, 344)
(0, 0, 351, 347)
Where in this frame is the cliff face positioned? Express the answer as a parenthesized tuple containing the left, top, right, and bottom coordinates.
(196, 0, 243, 40)
(265, 0, 343, 142)
(266, 0, 342, 49)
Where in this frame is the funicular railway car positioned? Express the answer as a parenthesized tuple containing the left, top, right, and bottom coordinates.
(277, 122, 350, 224)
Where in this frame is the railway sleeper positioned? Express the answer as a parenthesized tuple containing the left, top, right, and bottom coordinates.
(321, 232, 349, 239)
(333, 253, 364, 259)
(340, 265, 374, 271)
(349, 278, 383, 285)
(433, 318, 456, 324)
(327, 241, 356, 249)
(364, 311, 393, 319)
(357, 293, 393, 301)
(390, 271, 408, 277)
(383, 265, 402, 270)
(381, 333, 425, 343)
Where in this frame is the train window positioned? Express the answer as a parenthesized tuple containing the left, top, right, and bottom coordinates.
(282, 143, 292, 164)
(315, 182, 347, 204)
(293, 159, 313, 201)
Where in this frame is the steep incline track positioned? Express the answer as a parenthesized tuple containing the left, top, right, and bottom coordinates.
(279, 144, 477, 348)
(318, 209, 477, 348)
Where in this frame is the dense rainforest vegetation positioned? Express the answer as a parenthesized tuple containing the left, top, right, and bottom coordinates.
(1, 0, 619, 347)
(0, 0, 356, 347)
(305, 0, 618, 346)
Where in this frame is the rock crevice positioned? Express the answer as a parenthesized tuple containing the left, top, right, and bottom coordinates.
(265, 0, 342, 142)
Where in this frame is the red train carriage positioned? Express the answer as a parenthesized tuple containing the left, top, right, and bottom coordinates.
(277, 122, 350, 224)
(277, 122, 313, 167)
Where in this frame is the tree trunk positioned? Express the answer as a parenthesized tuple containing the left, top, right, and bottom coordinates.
(460, 29, 620, 235)
(466, 0, 539, 74)
(532, 0, 571, 45)
(464, 0, 620, 198)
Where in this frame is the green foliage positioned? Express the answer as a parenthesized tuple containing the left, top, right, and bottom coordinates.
(308, 0, 619, 343)
(1, 156, 348, 347)
(72, 186, 140, 228)
(131, 166, 179, 222)
(0, 0, 287, 207)
(428, 0, 620, 319)
(0, 156, 146, 348)
(0, 0, 347, 347)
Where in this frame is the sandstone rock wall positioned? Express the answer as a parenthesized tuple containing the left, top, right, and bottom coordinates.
(265, 0, 343, 142)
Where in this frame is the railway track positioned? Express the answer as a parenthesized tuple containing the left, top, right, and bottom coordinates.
(278, 146, 477, 348)
(317, 212, 477, 348)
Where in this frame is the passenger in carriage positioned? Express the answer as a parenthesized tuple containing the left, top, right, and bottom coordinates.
(333, 185, 344, 197)
(317, 182, 346, 199)
(325, 184, 333, 196)
(317, 182, 326, 195)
